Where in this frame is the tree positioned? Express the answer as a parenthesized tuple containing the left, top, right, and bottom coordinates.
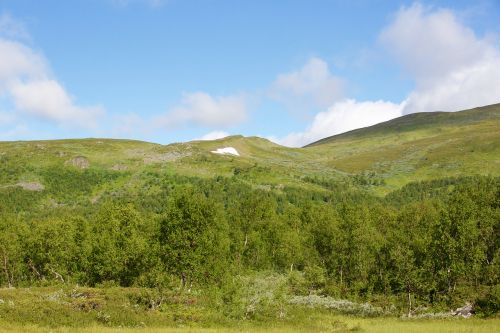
(22, 216, 77, 283)
(88, 202, 149, 286)
(159, 186, 230, 287)
(0, 214, 24, 287)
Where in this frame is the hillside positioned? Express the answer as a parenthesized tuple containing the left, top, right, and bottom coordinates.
(304, 103, 500, 192)
(2, 104, 498, 199)
(0, 104, 499, 328)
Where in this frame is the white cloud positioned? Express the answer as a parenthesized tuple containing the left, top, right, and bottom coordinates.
(8, 79, 104, 127)
(0, 39, 47, 83)
(0, 17, 104, 129)
(380, 2, 500, 114)
(197, 130, 230, 141)
(156, 92, 247, 129)
(272, 99, 403, 147)
(270, 57, 344, 112)
(275, 3, 500, 147)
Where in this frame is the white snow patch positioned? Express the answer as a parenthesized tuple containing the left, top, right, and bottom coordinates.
(211, 147, 240, 156)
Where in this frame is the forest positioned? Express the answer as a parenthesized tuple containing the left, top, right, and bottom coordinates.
(1, 170, 498, 320)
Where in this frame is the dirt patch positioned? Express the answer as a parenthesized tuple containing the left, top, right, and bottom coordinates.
(110, 164, 127, 171)
(16, 182, 44, 191)
(143, 151, 192, 164)
(65, 156, 90, 169)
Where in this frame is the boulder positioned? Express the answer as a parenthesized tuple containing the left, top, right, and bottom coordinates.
(66, 156, 90, 169)
(453, 303, 473, 318)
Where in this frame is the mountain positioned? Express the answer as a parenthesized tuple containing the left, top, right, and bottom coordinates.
(1, 104, 499, 323)
(304, 103, 500, 192)
(1, 104, 499, 198)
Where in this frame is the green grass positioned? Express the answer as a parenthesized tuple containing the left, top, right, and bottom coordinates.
(305, 103, 500, 194)
(1, 287, 498, 333)
(1, 104, 499, 197)
(0, 315, 497, 333)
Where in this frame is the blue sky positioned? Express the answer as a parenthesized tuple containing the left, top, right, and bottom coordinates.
(1, 0, 499, 146)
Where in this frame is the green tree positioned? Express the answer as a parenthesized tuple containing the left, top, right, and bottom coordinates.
(159, 186, 230, 287)
(88, 202, 149, 286)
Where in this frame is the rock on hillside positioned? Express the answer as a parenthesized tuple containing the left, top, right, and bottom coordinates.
(65, 156, 90, 169)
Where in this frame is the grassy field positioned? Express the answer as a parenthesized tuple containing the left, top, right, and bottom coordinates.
(1, 316, 498, 333)
(0, 287, 498, 333)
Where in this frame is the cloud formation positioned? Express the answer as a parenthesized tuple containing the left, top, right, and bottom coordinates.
(274, 99, 403, 147)
(197, 130, 230, 141)
(274, 3, 500, 147)
(156, 92, 247, 129)
(270, 57, 344, 113)
(381, 3, 500, 114)
(0, 16, 104, 129)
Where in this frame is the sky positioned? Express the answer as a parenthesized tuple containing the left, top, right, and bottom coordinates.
(0, 0, 500, 147)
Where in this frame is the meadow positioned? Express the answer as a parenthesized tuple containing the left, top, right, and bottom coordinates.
(0, 287, 497, 333)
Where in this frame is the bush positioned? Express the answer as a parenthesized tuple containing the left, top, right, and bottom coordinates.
(475, 285, 500, 317)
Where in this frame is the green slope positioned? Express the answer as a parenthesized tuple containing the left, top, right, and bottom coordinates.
(1, 103, 499, 197)
(304, 103, 500, 193)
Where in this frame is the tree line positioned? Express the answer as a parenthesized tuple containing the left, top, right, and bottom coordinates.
(0, 173, 498, 312)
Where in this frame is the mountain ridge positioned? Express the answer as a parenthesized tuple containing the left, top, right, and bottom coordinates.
(305, 103, 500, 147)
(1, 103, 499, 196)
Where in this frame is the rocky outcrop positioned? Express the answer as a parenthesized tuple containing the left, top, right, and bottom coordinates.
(453, 303, 473, 318)
(65, 156, 90, 169)
(16, 181, 45, 191)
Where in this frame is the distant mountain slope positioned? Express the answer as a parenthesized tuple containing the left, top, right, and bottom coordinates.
(1, 104, 499, 197)
(306, 103, 500, 147)
(304, 103, 500, 191)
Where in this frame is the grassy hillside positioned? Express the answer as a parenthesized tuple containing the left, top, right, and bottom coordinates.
(0, 104, 498, 331)
(305, 103, 500, 193)
(2, 104, 498, 198)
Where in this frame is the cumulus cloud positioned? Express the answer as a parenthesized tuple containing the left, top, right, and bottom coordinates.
(0, 39, 47, 82)
(273, 99, 403, 147)
(0, 16, 104, 129)
(8, 79, 103, 126)
(197, 130, 230, 141)
(270, 57, 344, 113)
(275, 3, 500, 147)
(381, 3, 500, 114)
(156, 92, 247, 129)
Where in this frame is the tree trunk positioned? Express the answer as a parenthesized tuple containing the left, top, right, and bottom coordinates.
(180, 272, 186, 289)
(407, 289, 412, 317)
(49, 267, 64, 283)
(27, 258, 42, 280)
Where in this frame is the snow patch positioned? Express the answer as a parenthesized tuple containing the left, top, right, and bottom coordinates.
(211, 147, 240, 156)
